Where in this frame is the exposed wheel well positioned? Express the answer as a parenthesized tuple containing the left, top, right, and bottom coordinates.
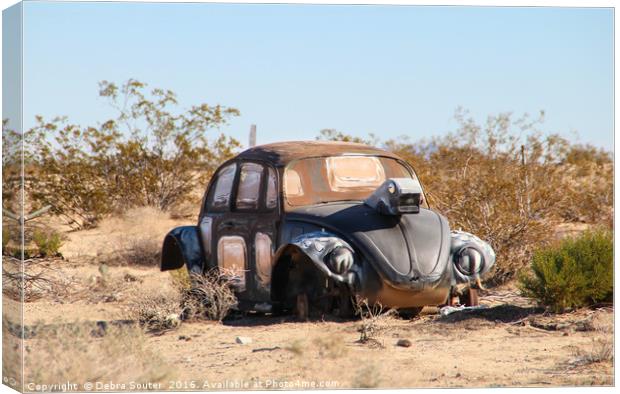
(161, 234, 185, 271)
(270, 246, 328, 310)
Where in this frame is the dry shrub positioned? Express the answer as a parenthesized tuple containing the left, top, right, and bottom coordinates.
(353, 298, 397, 347)
(25, 322, 174, 388)
(125, 287, 182, 332)
(571, 338, 614, 366)
(26, 79, 240, 229)
(556, 146, 613, 225)
(122, 237, 161, 266)
(179, 270, 237, 322)
(2, 257, 74, 302)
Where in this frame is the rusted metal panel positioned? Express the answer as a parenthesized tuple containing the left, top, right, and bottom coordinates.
(369, 281, 451, 308)
(235, 141, 403, 167)
(198, 216, 213, 262)
(217, 235, 247, 290)
(266, 167, 278, 209)
(254, 232, 273, 286)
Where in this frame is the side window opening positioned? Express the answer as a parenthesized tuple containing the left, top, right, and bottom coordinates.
(236, 162, 263, 210)
(266, 167, 278, 209)
(209, 163, 237, 211)
(284, 168, 304, 197)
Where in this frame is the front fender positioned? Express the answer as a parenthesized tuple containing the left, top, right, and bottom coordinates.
(273, 231, 357, 285)
(161, 226, 205, 273)
(450, 230, 496, 284)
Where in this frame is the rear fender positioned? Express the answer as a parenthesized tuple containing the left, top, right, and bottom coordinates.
(161, 226, 205, 273)
(450, 230, 496, 284)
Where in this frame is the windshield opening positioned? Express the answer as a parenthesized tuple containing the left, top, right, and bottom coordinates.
(284, 155, 420, 208)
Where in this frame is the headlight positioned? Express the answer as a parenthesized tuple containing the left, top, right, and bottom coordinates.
(326, 247, 354, 274)
(454, 245, 483, 276)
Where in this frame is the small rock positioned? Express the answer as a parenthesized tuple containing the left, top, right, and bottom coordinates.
(455, 373, 461, 378)
(178, 335, 191, 341)
(396, 338, 412, 347)
(236, 336, 253, 345)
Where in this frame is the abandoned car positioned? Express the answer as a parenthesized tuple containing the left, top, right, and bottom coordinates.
(161, 141, 495, 318)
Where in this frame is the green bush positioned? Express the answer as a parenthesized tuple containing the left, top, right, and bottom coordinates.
(32, 228, 63, 257)
(518, 229, 613, 312)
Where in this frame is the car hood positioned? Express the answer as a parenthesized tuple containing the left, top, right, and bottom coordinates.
(287, 202, 452, 288)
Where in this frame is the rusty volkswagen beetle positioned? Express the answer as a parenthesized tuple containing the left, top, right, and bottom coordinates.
(161, 141, 495, 318)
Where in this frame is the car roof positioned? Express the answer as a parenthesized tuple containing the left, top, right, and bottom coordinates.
(235, 140, 404, 167)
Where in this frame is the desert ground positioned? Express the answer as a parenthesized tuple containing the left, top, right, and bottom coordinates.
(3, 208, 614, 390)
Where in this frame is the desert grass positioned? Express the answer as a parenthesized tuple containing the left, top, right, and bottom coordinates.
(124, 287, 182, 332)
(571, 338, 614, 366)
(24, 321, 175, 387)
(121, 237, 161, 266)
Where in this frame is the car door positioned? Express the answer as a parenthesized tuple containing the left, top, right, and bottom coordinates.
(218, 161, 263, 299)
(251, 165, 280, 302)
(228, 161, 280, 305)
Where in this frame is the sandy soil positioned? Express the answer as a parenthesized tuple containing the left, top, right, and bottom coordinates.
(155, 309, 613, 388)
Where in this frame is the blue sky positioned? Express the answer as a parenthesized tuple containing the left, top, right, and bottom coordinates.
(14, 1, 615, 149)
